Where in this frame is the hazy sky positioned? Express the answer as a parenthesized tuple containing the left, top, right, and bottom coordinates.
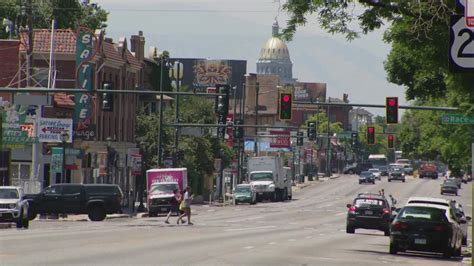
(95, 0, 406, 115)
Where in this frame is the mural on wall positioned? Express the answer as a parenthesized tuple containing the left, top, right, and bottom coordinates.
(193, 60, 232, 87)
(1, 101, 38, 148)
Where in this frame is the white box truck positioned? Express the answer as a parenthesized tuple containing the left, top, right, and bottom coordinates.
(247, 156, 289, 202)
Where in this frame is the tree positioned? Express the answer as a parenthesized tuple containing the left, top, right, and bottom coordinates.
(282, 0, 473, 171)
(0, 0, 108, 39)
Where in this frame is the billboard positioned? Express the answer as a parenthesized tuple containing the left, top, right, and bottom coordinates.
(193, 60, 232, 87)
(1, 102, 38, 147)
(294, 82, 327, 101)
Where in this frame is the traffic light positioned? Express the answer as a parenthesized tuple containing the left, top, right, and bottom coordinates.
(215, 84, 230, 116)
(102, 82, 113, 111)
(386, 97, 398, 124)
(233, 119, 244, 139)
(307, 121, 316, 141)
(279, 92, 293, 120)
(388, 134, 395, 149)
(367, 126, 375, 145)
(351, 132, 358, 146)
(297, 131, 303, 146)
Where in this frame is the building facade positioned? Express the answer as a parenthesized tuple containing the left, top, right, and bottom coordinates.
(0, 29, 145, 201)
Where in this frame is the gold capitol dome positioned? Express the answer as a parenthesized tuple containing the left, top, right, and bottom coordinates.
(258, 21, 291, 61)
(257, 20, 294, 84)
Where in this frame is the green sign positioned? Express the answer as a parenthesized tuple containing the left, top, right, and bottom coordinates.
(441, 114, 474, 125)
(335, 131, 352, 139)
(51, 147, 63, 174)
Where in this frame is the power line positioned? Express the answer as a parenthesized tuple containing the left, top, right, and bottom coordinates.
(0, 5, 276, 13)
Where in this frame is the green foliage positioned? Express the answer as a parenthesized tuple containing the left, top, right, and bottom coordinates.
(303, 110, 344, 135)
(0, 0, 108, 39)
(136, 88, 234, 195)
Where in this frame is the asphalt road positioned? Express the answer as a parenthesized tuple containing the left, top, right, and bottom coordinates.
(1, 175, 471, 265)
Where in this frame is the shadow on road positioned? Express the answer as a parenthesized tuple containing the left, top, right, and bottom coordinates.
(348, 249, 463, 262)
(353, 232, 387, 237)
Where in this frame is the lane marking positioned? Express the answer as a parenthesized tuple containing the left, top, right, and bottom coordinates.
(268, 242, 276, 245)
(243, 246, 254, 250)
(288, 239, 296, 242)
(334, 212, 346, 216)
(224, 225, 276, 232)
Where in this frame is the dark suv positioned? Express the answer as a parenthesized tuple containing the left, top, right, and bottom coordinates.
(343, 162, 373, 175)
(346, 194, 392, 236)
(25, 184, 123, 221)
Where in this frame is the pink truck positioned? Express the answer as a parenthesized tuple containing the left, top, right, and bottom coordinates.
(146, 168, 188, 216)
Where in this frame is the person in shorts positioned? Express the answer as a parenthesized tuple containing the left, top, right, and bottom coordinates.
(164, 189, 181, 224)
(177, 186, 193, 225)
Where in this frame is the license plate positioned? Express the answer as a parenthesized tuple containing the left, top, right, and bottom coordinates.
(161, 208, 168, 212)
(365, 210, 373, 215)
(414, 238, 426, 245)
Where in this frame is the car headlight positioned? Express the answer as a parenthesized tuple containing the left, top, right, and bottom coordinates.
(9, 203, 17, 209)
(268, 184, 275, 188)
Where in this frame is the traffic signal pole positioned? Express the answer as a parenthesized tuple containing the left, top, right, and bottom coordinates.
(254, 82, 259, 156)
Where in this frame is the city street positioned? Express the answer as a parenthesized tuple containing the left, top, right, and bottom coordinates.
(0, 175, 471, 265)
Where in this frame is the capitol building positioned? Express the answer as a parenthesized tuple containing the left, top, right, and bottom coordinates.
(256, 21, 296, 84)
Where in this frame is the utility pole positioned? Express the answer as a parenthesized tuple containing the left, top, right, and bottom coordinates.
(253, 82, 259, 156)
(157, 56, 165, 167)
(326, 99, 331, 177)
(173, 61, 181, 168)
(26, 0, 33, 87)
(240, 82, 246, 183)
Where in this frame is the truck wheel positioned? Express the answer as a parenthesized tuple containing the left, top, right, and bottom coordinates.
(88, 206, 106, 221)
(346, 225, 355, 234)
(27, 210, 37, 221)
(22, 215, 29, 229)
(389, 242, 398, 255)
(288, 195, 292, 200)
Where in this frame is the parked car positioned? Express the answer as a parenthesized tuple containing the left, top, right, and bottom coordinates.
(453, 202, 471, 246)
(388, 167, 405, 182)
(368, 168, 382, 180)
(441, 181, 459, 196)
(344, 162, 373, 175)
(346, 194, 392, 236)
(233, 184, 256, 205)
(389, 203, 464, 258)
(25, 184, 123, 221)
(358, 171, 375, 184)
(0, 186, 29, 229)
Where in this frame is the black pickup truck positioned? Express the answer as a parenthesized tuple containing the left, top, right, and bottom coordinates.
(25, 184, 123, 221)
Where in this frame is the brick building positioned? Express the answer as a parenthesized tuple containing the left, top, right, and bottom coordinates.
(0, 29, 146, 198)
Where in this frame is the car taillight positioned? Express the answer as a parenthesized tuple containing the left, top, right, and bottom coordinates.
(349, 206, 356, 214)
(434, 225, 447, 232)
(393, 222, 409, 230)
(383, 208, 390, 215)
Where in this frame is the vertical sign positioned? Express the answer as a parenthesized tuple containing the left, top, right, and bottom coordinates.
(74, 27, 97, 140)
(50, 147, 63, 176)
(97, 151, 107, 176)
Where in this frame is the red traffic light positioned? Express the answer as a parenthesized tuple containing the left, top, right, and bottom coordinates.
(388, 135, 394, 141)
(388, 99, 396, 107)
(368, 127, 374, 133)
(282, 95, 291, 102)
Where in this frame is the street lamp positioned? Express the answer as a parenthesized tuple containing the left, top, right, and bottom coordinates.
(106, 137, 112, 184)
(170, 61, 183, 167)
(60, 132, 69, 183)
